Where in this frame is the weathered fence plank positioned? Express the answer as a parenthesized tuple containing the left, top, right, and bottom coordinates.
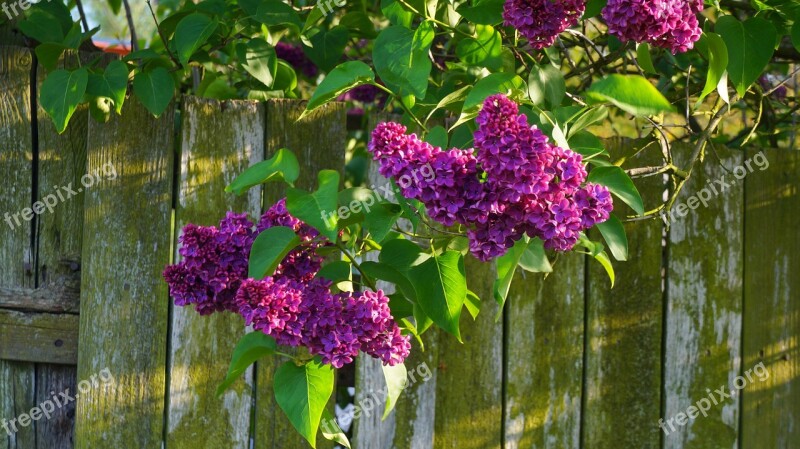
(74, 98, 175, 449)
(166, 97, 264, 448)
(33, 53, 90, 448)
(504, 252, 584, 449)
(0, 44, 36, 449)
(255, 100, 346, 449)
(583, 139, 664, 449)
(0, 309, 78, 364)
(664, 145, 743, 448)
(433, 256, 503, 449)
(741, 148, 800, 448)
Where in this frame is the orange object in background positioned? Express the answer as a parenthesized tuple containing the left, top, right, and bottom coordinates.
(92, 38, 131, 56)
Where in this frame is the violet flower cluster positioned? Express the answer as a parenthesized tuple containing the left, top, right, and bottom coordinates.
(275, 42, 318, 79)
(368, 94, 613, 261)
(503, 0, 586, 49)
(602, 0, 703, 54)
(163, 200, 411, 368)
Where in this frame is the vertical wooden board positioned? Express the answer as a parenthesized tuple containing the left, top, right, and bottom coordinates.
(33, 56, 89, 449)
(663, 146, 743, 448)
(255, 100, 346, 449)
(353, 159, 440, 449)
(74, 98, 174, 449)
(0, 44, 36, 449)
(583, 139, 664, 449)
(741, 148, 800, 448)
(433, 256, 503, 449)
(504, 253, 584, 449)
(34, 365, 77, 449)
(166, 97, 264, 448)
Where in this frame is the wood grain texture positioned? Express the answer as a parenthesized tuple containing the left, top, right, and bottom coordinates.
(504, 253, 584, 449)
(353, 156, 440, 449)
(33, 52, 89, 449)
(0, 309, 78, 364)
(741, 148, 800, 449)
(74, 98, 174, 449)
(0, 44, 36, 449)
(583, 138, 664, 449)
(663, 145, 743, 448)
(255, 99, 346, 449)
(433, 256, 503, 449)
(166, 97, 264, 449)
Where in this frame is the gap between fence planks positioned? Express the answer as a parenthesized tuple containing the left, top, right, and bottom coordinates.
(166, 96, 264, 449)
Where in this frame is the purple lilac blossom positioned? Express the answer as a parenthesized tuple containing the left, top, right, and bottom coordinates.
(368, 94, 614, 261)
(503, 0, 586, 49)
(602, 0, 703, 54)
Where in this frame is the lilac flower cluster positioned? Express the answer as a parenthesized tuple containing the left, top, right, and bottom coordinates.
(275, 42, 318, 78)
(759, 75, 788, 102)
(602, 0, 703, 54)
(163, 200, 411, 368)
(503, 0, 586, 49)
(368, 94, 613, 261)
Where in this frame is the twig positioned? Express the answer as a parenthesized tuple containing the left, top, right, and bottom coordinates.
(121, 0, 139, 52)
(74, 0, 90, 32)
(146, 0, 182, 67)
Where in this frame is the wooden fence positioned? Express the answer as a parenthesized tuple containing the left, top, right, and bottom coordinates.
(1, 43, 798, 449)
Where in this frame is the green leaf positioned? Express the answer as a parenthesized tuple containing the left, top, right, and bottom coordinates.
(274, 359, 335, 448)
(697, 32, 728, 102)
(567, 106, 609, 137)
(302, 61, 375, 118)
(715, 16, 777, 97)
(304, 26, 349, 72)
(596, 214, 628, 261)
(133, 68, 175, 117)
(226, 148, 300, 194)
(382, 362, 408, 419)
(253, 0, 303, 29)
(465, 289, 481, 319)
(237, 39, 278, 87)
(493, 238, 528, 317)
(456, 25, 503, 69)
(320, 409, 351, 448)
(527, 63, 566, 108)
(88, 96, 112, 123)
(583, 0, 606, 18)
(217, 332, 277, 396)
(273, 60, 299, 92)
(518, 237, 552, 273)
(635, 43, 657, 74)
(174, 13, 219, 66)
(86, 60, 129, 114)
(793, 19, 800, 52)
(381, 0, 414, 27)
(40, 68, 88, 134)
(585, 75, 674, 116)
(593, 250, 615, 287)
(456, 0, 504, 25)
(587, 166, 644, 215)
(567, 131, 608, 159)
(286, 170, 340, 241)
(339, 11, 378, 38)
(463, 72, 526, 112)
(364, 203, 402, 242)
(34, 43, 67, 72)
(314, 260, 352, 284)
(407, 251, 466, 340)
(359, 261, 418, 301)
(373, 23, 434, 99)
(249, 226, 302, 279)
(425, 125, 449, 149)
(17, 9, 65, 43)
